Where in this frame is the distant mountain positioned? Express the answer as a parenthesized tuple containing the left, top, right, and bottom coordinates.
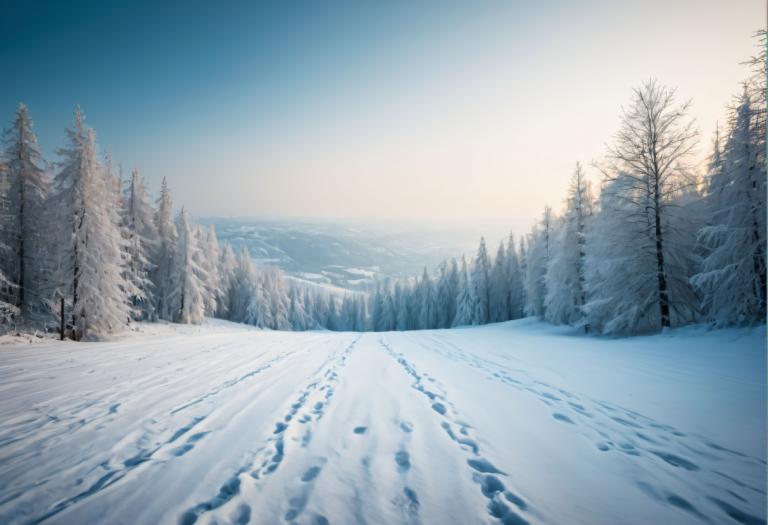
(201, 218, 518, 291)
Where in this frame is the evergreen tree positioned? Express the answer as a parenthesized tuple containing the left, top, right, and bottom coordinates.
(50, 108, 130, 339)
(524, 207, 552, 318)
(545, 163, 594, 325)
(489, 241, 509, 322)
(506, 233, 524, 319)
(169, 209, 208, 324)
(691, 90, 766, 325)
(151, 177, 177, 320)
(122, 168, 156, 320)
(452, 257, 474, 327)
(471, 237, 491, 324)
(0, 103, 50, 316)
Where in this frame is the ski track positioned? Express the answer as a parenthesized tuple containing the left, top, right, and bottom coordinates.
(0, 323, 764, 525)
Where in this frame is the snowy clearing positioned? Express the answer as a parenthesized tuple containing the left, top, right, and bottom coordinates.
(0, 320, 765, 525)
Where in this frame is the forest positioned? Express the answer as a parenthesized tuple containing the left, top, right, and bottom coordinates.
(0, 41, 764, 340)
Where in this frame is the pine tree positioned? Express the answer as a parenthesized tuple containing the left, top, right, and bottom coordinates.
(394, 282, 409, 330)
(452, 256, 474, 327)
(169, 209, 208, 324)
(471, 237, 491, 324)
(524, 207, 552, 318)
(506, 233, 524, 319)
(122, 168, 156, 320)
(545, 163, 594, 325)
(436, 259, 459, 328)
(200, 225, 221, 316)
(50, 108, 130, 339)
(417, 267, 437, 329)
(217, 242, 238, 318)
(691, 90, 767, 325)
(489, 241, 509, 322)
(0, 103, 50, 316)
(152, 177, 177, 320)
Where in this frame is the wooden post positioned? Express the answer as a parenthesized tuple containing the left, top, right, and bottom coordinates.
(60, 297, 65, 341)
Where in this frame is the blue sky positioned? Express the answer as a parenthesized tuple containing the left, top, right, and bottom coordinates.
(1, 0, 763, 222)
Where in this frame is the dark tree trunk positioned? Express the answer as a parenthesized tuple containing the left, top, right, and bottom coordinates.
(60, 297, 65, 340)
(17, 159, 25, 310)
(654, 182, 671, 328)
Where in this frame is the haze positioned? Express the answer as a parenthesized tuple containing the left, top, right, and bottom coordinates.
(1, 0, 762, 223)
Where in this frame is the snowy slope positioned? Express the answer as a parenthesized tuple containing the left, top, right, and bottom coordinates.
(0, 320, 764, 525)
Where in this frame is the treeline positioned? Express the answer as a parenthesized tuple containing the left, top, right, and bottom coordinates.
(366, 48, 766, 335)
(0, 107, 349, 339)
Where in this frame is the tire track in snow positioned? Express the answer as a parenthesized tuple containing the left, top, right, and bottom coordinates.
(379, 338, 532, 525)
(177, 335, 361, 525)
(418, 333, 766, 525)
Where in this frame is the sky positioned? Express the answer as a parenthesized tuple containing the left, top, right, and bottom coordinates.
(0, 0, 763, 226)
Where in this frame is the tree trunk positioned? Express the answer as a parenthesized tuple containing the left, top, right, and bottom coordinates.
(654, 184, 671, 328)
(60, 297, 65, 340)
(17, 163, 25, 310)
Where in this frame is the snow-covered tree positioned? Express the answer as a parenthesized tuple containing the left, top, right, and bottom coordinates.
(417, 267, 437, 329)
(199, 224, 221, 316)
(394, 282, 409, 330)
(122, 168, 156, 320)
(0, 103, 50, 316)
(545, 163, 594, 325)
(506, 233, 524, 319)
(489, 241, 509, 323)
(168, 209, 208, 324)
(436, 259, 459, 328)
(452, 257, 474, 327)
(288, 284, 310, 330)
(595, 80, 699, 331)
(691, 90, 766, 325)
(217, 241, 237, 318)
(151, 177, 177, 321)
(524, 206, 552, 318)
(50, 108, 130, 339)
(471, 237, 491, 325)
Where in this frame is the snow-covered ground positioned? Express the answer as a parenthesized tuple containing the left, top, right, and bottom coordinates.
(0, 320, 764, 525)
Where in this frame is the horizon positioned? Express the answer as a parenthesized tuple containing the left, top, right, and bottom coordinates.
(1, 0, 763, 223)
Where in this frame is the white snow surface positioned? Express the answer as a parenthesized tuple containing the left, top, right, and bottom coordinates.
(0, 319, 765, 525)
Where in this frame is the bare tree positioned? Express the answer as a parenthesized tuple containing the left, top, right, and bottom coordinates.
(603, 80, 698, 328)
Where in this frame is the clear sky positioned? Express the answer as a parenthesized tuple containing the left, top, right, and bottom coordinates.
(1, 0, 763, 223)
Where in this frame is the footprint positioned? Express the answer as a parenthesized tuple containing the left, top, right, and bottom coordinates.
(172, 444, 194, 457)
(403, 486, 420, 512)
(353, 426, 367, 434)
(301, 466, 322, 482)
(431, 402, 447, 415)
(552, 413, 574, 424)
(395, 450, 411, 472)
(481, 475, 505, 498)
(232, 503, 251, 525)
(467, 458, 505, 474)
(399, 422, 413, 433)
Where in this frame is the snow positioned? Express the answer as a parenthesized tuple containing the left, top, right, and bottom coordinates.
(0, 320, 764, 525)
